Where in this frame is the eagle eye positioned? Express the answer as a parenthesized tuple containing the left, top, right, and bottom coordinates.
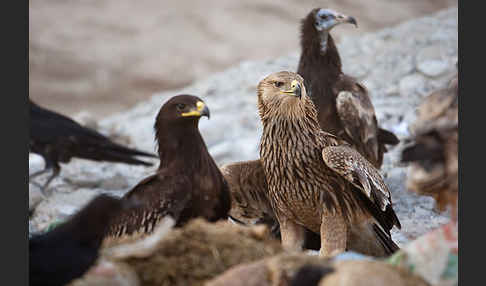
(176, 103, 186, 110)
(274, 81, 284, 88)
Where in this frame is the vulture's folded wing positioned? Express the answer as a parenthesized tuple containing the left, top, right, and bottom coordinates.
(335, 84, 382, 166)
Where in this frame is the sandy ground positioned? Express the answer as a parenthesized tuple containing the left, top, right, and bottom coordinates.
(29, 0, 456, 118)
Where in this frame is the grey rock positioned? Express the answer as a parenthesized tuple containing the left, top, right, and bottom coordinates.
(29, 184, 44, 213)
(416, 45, 450, 77)
(399, 73, 427, 97)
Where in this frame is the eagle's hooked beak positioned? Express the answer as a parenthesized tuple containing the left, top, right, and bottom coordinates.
(181, 101, 211, 119)
(281, 80, 302, 99)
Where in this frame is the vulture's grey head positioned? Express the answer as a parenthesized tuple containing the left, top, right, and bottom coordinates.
(313, 8, 357, 32)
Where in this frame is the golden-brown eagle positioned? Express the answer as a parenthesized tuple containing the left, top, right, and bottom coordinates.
(256, 71, 400, 257)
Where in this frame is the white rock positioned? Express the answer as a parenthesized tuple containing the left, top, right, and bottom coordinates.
(417, 60, 449, 77)
(399, 73, 427, 96)
(416, 45, 450, 77)
(29, 184, 44, 212)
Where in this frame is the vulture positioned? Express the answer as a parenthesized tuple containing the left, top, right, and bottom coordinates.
(256, 71, 400, 257)
(29, 99, 156, 195)
(107, 95, 231, 237)
(401, 74, 458, 221)
(297, 8, 399, 168)
(29, 194, 138, 286)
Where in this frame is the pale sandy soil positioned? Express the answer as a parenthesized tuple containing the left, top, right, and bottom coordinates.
(29, 0, 456, 118)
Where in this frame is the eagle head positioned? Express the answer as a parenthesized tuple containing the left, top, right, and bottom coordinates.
(257, 71, 318, 121)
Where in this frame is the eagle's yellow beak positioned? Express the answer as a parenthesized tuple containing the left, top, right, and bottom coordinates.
(281, 80, 302, 98)
(181, 101, 210, 118)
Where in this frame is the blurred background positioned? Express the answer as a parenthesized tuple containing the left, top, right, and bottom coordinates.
(29, 0, 456, 119)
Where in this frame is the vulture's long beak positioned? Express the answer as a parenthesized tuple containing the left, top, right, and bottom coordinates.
(181, 101, 210, 119)
(336, 13, 358, 28)
(281, 80, 302, 99)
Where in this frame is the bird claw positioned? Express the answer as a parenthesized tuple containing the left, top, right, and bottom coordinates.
(30, 180, 43, 189)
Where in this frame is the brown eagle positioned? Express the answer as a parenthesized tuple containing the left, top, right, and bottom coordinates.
(297, 8, 399, 168)
(108, 95, 231, 237)
(257, 71, 400, 257)
(401, 74, 458, 221)
(221, 160, 273, 226)
(222, 159, 322, 250)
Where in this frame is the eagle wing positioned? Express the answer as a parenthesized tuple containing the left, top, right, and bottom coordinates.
(220, 159, 273, 224)
(108, 171, 192, 237)
(335, 83, 382, 167)
(321, 145, 401, 230)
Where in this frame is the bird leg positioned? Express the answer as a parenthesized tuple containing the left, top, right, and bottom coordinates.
(29, 162, 53, 197)
(277, 216, 305, 252)
(40, 164, 61, 196)
(29, 166, 51, 180)
(319, 211, 347, 257)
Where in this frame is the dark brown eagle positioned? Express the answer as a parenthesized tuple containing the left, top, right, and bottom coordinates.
(29, 99, 156, 195)
(256, 71, 400, 257)
(297, 8, 399, 168)
(108, 95, 231, 237)
(401, 74, 458, 221)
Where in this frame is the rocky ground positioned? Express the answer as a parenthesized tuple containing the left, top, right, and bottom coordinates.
(29, 7, 458, 247)
(29, 0, 457, 118)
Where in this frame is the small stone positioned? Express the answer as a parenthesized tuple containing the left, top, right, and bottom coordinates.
(399, 73, 426, 96)
(416, 46, 449, 77)
(29, 153, 45, 174)
(417, 60, 448, 77)
(29, 184, 44, 213)
(58, 205, 79, 217)
(385, 85, 400, 96)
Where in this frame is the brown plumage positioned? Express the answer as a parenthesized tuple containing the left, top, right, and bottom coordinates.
(297, 8, 399, 168)
(108, 95, 231, 237)
(221, 160, 273, 225)
(222, 159, 321, 250)
(222, 160, 399, 256)
(401, 74, 458, 221)
(257, 71, 400, 257)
